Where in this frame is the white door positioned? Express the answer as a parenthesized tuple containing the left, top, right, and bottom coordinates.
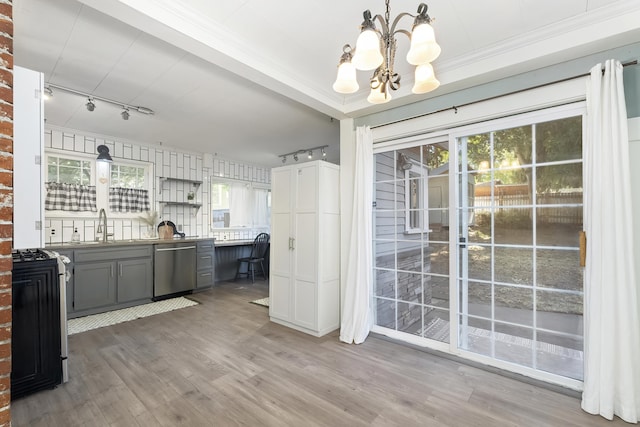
(269, 167, 293, 321)
(292, 164, 318, 328)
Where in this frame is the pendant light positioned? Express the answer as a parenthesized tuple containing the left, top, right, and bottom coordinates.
(333, 2, 441, 103)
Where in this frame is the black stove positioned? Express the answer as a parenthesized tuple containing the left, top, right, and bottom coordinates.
(12, 249, 52, 263)
(11, 247, 64, 400)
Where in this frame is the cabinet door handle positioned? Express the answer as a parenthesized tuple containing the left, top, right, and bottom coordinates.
(110, 265, 114, 278)
(291, 237, 295, 250)
(119, 264, 123, 277)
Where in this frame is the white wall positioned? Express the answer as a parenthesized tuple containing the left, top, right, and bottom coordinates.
(44, 126, 270, 245)
(628, 117, 640, 288)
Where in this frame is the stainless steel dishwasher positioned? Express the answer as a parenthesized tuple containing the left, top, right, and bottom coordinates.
(153, 242, 196, 299)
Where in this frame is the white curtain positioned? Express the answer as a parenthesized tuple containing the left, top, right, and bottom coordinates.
(340, 126, 373, 344)
(582, 59, 640, 423)
(253, 188, 270, 227)
(229, 183, 250, 227)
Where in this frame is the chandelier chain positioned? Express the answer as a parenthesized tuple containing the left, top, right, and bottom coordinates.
(385, 0, 390, 25)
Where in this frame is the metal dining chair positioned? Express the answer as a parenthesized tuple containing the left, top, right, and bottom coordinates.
(235, 233, 270, 283)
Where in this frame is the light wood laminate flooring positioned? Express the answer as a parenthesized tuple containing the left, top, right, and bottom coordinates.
(12, 281, 627, 426)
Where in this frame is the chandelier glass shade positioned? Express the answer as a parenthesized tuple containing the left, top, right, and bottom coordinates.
(332, 46, 359, 94)
(333, 1, 441, 104)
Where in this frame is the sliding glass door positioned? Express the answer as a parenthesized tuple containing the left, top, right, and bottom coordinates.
(372, 104, 585, 384)
(456, 108, 584, 380)
(373, 140, 451, 344)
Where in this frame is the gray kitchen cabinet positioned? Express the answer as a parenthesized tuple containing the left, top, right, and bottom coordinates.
(71, 245, 153, 317)
(117, 258, 153, 303)
(74, 261, 117, 312)
(195, 239, 215, 290)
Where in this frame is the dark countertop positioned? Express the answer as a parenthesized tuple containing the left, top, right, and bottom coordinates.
(47, 237, 258, 250)
(214, 239, 254, 247)
(46, 236, 215, 250)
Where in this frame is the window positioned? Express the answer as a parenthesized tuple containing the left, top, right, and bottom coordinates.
(47, 154, 93, 185)
(109, 163, 151, 213)
(45, 152, 97, 212)
(399, 152, 431, 234)
(211, 179, 270, 229)
(44, 149, 153, 217)
(111, 164, 146, 188)
(405, 164, 428, 233)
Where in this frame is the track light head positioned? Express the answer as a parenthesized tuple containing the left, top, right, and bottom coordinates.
(308, 150, 313, 159)
(43, 87, 53, 100)
(293, 153, 299, 161)
(86, 98, 96, 112)
(322, 147, 327, 157)
(121, 108, 130, 120)
(282, 156, 286, 163)
(135, 106, 155, 115)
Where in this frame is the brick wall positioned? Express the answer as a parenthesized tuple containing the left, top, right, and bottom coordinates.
(0, 1, 10, 425)
(374, 247, 433, 332)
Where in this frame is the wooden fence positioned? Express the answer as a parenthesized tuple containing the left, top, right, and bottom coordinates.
(473, 192, 583, 224)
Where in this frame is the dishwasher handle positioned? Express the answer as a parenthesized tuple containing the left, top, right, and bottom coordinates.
(155, 245, 196, 252)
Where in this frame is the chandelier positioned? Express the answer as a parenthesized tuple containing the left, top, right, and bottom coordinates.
(332, 1, 441, 104)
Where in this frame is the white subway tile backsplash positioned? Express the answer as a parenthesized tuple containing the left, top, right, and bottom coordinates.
(51, 131, 63, 149)
(45, 130, 52, 148)
(63, 134, 74, 151)
(73, 135, 83, 153)
(114, 141, 124, 158)
(43, 127, 271, 244)
(84, 137, 96, 155)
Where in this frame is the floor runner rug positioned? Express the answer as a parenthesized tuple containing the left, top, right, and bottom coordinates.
(250, 297, 269, 307)
(68, 296, 199, 335)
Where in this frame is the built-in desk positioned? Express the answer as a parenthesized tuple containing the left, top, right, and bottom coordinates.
(214, 239, 269, 282)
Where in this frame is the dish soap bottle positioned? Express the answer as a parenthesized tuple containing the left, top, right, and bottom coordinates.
(72, 227, 81, 243)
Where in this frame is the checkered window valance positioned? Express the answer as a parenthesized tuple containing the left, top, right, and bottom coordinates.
(109, 187, 150, 213)
(45, 182, 97, 212)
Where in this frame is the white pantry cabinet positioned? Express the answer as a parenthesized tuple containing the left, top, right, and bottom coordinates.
(269, 160, 340, 337)
(13, 66, 45, 249)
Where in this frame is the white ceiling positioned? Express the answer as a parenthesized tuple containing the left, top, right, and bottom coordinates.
(13, 0, 640, 168)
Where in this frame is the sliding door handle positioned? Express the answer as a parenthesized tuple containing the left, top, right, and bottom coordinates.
(579, 231, 586, 267)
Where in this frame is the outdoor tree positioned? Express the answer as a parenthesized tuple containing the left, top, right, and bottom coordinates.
(465, 116, 582, 194)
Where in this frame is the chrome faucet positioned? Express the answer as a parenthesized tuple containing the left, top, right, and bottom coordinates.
(97, 208, 109, 243)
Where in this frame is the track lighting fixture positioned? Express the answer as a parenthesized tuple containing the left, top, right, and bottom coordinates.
(278, 145, 330, 164)
(86, 98, 96, 112)
(45, 83, 154, 119)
